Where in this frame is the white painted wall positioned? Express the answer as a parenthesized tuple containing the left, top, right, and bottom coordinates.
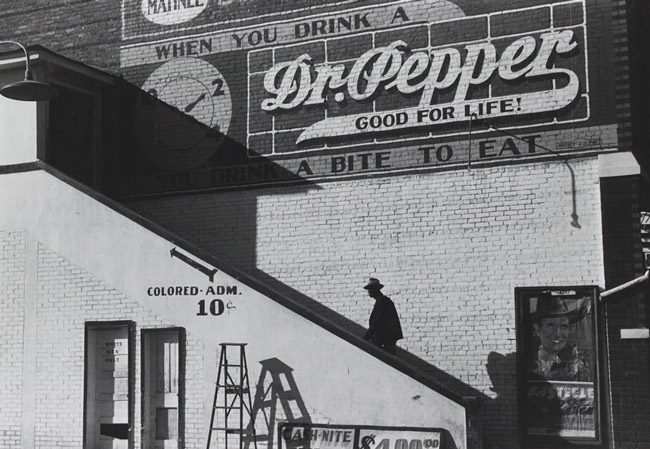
(0, 97, 37, 165)
(128, 156, 606, 448)
(0, 170, 468, 448)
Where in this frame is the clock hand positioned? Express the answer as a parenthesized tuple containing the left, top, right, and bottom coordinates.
(184, 92, 207, 113)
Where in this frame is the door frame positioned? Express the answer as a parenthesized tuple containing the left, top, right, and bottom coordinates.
(83, 320, 136, 449)
(140, 327, 186, 449)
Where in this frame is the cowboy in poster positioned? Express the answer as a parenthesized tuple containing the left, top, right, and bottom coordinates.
(521, 291, 597, 439)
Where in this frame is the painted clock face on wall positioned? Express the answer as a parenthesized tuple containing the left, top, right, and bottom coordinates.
(135, 57, 233, 172)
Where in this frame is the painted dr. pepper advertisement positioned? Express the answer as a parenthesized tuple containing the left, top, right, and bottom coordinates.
(515, 286, 601, 444)
(117, 0, 617, 195)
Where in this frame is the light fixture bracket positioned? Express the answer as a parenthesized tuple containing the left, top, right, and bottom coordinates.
(0, 41, 51, 101)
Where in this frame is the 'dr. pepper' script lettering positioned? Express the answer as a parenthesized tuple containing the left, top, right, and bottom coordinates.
(261, 30, 579, 111)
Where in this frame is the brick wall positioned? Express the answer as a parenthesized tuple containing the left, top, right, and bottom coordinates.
(610, 0, 633, 154)
(625, 0, 650, 171)
(0, 0, 644, 447)
(0, 231, 25, 449)
(0, 0, 121, 71)
(34, 240, 206, 449)
(128, 156, 606, 448)
(600, 175, 650, 449)
(0, 169, 474, 449)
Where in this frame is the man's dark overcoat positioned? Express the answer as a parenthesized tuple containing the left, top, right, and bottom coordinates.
(365, 293, 403, 346)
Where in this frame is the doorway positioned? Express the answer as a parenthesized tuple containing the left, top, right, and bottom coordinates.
(84, 322, 134, 449)
(142, 328, 185, 449)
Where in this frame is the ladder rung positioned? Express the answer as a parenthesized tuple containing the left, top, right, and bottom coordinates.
(276, 393, 298, 400)
(214, 406, 242, 409)
(223, 363, 242, 367)
(212, 428, 245, 434)
(217, 385, 249, 393)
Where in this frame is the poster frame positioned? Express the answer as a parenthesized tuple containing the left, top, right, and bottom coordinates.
(515, 285, 604, 447)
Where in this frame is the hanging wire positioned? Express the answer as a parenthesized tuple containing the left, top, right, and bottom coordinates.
(487, 123, 581, 229)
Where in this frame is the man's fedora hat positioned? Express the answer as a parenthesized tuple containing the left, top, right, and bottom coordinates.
(364, 277, 384, 290)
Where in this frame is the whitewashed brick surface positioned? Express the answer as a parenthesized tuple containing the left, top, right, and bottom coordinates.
(129, 157, 605, 447)
(0, 231, 26, 449)
(16, 242, 207, 449)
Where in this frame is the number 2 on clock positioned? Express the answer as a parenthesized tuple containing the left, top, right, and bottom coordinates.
(212, 78, 225, 97)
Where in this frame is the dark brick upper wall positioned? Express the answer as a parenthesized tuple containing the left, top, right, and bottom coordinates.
(624, 0, 650, 175)
(0, 0, 637, 153)
(600, 175, 650, 449)
(610, 0, 633, 154)
(0, 0, 121, 71)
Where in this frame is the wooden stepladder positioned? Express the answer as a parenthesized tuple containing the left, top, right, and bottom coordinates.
(206, 343, 258, 449)
(243, 358, 311, 449)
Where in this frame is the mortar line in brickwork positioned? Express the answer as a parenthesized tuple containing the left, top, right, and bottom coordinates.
(487, 11, 492, 40)
(323, 38, 330, 150)
(251, 44, 438, 76)
(583, 93, 592, 120)
(246, 49, 251, 155)
(271, 47, 277, 154)
(426, 18, 434, 142)
(550, 3, 555, 27)
(443, 25, 587, 48)
(581, 0, 591, 121)
(271, 46, 277, 155)
(121, 0, 128, 41)
(490, 0, 582, 19)
(371, 30, 378, 146)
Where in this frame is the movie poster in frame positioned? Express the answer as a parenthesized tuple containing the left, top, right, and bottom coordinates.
(515, 286, 602, 446)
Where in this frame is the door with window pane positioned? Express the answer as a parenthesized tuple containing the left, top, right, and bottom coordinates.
(85, 322, 132, 449)
(142, 329, 184, 449)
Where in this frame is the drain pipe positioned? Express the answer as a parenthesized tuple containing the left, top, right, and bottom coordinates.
(599, 269, 649, 448)
(600, 270, 649, 300)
